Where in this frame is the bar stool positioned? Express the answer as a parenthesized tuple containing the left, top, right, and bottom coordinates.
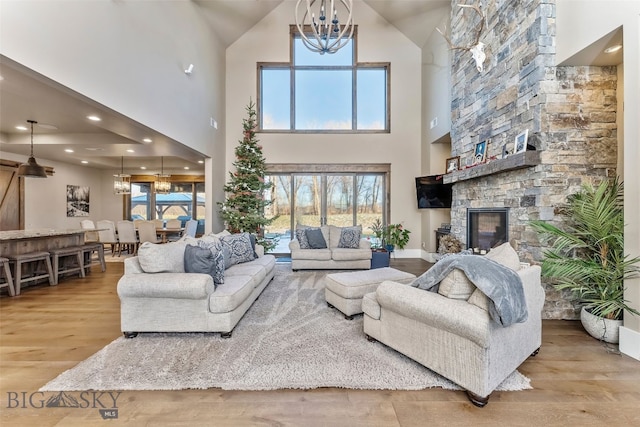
(82, 242, 106, 274)
(49, 246, 85, 285)
(7, 252, 55, 295)
(0, 257, 16, 297)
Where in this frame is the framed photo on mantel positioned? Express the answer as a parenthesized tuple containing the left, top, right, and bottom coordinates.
(515, 129, 529, 154)
(473, 141, 487, 165)
(446, 156, 460, 173)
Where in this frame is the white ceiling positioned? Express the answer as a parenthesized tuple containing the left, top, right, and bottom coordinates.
(0, 1, 623, 173)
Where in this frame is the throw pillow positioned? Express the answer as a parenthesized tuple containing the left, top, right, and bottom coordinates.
(485, 242, 521, 271)
(137, 241, 187, 273)
(306, 227, 327, 249)
(220, 232, 257, 266)
(196, 238, 226, 284)
(295, 227, 311, 249)
(468, 288, 490, 311)
(184, 244, 223, 286)
(438, 269, 476, 300)
(337, 226, 362, 249)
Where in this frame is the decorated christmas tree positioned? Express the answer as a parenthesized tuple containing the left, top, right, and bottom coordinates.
(218, 99, 277, 251)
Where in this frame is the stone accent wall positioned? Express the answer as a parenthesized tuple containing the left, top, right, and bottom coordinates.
(447, 0, 618, 319)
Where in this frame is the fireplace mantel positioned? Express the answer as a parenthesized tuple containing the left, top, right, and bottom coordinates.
(443, 151, 541, 184)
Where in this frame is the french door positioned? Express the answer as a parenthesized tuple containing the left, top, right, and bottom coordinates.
(264, 166, 388, 255)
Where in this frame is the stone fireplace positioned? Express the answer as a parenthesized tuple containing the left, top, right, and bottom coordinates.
(445, 0, 619, 319)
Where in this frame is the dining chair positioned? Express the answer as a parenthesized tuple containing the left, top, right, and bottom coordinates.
(164, 219, 183, 242)
(80, 219, 99, 242)
(153, 219, 165, 229)
(116, 220, 139, 256)
(96, 220, 119, 256)
(138, 221, 161, 244)
(165, 219, 181, 229)
(184, 219, 198, 238)
(133, 219, 146, 229)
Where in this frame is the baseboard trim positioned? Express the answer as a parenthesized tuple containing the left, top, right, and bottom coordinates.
(619, 326, 640, 361)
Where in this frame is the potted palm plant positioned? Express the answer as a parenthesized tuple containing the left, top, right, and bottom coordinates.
(530, 178, 640, 343)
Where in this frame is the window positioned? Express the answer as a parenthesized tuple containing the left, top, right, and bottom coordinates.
(127, 177, 205, 234)
(263, 163, 390, 254)
(258, 26, 389, 132)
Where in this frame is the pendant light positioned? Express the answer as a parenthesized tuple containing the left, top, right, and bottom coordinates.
(17, 120, 47, 178)
(155, 157, 171, 194)
(113, 156, 131, 195)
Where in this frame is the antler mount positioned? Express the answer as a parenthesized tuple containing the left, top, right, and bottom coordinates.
(437, 3, 487, 72)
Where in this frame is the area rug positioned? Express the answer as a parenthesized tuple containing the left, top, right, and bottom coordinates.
(40, 265, 531, 392)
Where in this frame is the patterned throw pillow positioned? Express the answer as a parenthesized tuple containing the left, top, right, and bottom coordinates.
(220, 232, 257, 266)
(196, 238, 225, 284)
(306, 227, 327, 249)
(184, 244, 224, 286)
(338, 226, 362, 249)
(295, 227, 311, 249)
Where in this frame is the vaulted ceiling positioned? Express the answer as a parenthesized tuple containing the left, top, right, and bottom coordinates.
(0, 1, 621, 173)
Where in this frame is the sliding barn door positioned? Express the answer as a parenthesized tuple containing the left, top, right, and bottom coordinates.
(0, 162, 23, 231)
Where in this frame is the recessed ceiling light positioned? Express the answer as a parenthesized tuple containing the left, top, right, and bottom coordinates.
(604, 44, 622, 54)
(87, 115, 101, 121)
(140, 166, 147, 170)
(65, 149, 74, 153)
(126, 149, 135, 153)
(81, 160, 89, 164)
(85, 147, 105, 151)
(143, 138, 152, 143)
(15, 125, 28, 131)
(184, 166, 190, 170)
(198, 160, 204, 164)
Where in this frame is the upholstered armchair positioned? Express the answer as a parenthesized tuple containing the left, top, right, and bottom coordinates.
(362, 245, 545, 407)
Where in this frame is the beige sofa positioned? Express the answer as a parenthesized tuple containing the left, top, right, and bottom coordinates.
(289, 225, 372, 270)
(362, 245, 544, 407)
(117, 239, 276, 338)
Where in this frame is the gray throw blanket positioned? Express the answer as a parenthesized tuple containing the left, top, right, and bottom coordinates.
(412, 254, 528, 327)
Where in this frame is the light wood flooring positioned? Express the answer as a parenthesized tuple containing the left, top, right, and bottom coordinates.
(1, 260, 639, 426)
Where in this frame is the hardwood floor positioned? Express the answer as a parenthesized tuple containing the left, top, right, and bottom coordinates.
(1, 260, 639, 426)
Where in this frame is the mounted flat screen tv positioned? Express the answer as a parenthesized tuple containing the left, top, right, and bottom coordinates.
(415, 175, 453, 209)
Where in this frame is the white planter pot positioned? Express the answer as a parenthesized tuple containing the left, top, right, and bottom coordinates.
(580, 306, 622, 344)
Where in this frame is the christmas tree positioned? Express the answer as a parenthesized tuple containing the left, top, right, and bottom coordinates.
(218, 99, 277, 251)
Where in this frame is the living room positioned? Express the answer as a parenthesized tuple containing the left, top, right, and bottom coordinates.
(1, 0, 639, 425)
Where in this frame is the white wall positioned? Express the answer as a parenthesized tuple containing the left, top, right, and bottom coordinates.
(225, 0, 423, 254)
(556, 0, 640, 359)
(0, 152, 111, 228)
(0, 0, 221, 157)
(422, 7, 452, 145)
(420, 7, 452, 258)
(0, 0, 228, 232)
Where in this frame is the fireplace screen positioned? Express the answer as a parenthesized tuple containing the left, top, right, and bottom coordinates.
(467, 208, 509, 254)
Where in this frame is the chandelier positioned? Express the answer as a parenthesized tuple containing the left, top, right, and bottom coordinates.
(155, 157, 171, 194)
(294, 0, 354, 54)
(17, 120, 47, 178)
(113, 156, 131, 195)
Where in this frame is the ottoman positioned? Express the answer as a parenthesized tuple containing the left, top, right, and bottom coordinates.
(325, 267, 416, 319)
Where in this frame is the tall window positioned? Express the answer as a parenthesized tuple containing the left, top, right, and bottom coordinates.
(258, 26, 390, 132)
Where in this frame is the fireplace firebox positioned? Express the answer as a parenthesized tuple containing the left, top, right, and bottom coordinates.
(467, 208, 509, 254)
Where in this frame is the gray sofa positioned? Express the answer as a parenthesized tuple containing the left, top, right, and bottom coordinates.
(362, 243, 545, 407)
(117, 239, 276, 338)
(289, 225, 372, 270)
